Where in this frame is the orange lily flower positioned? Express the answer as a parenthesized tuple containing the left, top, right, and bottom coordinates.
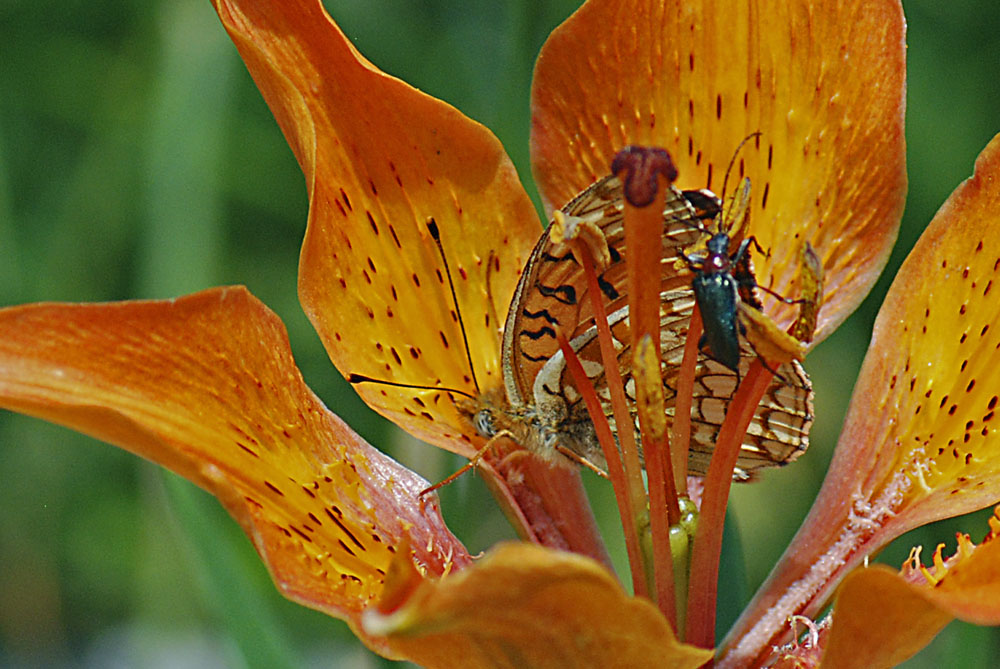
(2, 0, 1000, 666)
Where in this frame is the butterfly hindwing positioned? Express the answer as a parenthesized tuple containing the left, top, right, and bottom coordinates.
(491, 171, 813, 480)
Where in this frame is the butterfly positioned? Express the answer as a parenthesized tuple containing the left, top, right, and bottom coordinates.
(473, 172, 814, 480)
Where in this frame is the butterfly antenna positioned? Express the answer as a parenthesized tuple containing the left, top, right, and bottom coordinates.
(427, 217, 481, 394)
(346, 373, 477, 400)
(720, 131, 762, 227)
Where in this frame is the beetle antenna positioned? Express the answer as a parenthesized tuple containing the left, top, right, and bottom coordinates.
(720, 131, 762, 227)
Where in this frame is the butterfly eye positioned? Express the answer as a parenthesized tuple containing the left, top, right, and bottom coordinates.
(474, 409, 496, 437)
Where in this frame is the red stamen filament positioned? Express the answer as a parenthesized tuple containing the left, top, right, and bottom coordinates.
(686, 358, 775, 648)
(556, 330, 645, 594)
(673, 307, 703, 488)
(574, 245, 651, 598)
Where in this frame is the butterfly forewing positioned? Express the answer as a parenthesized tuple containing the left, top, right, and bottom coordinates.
(502, 175, 701, 407)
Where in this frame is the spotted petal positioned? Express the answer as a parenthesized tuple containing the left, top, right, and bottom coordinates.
(213, 0, 541, 454)
(0, 287, 470, 654)
(212, 0, 611, 564)
(531, 0, 906, 339)
(721, 133, 1000, 667)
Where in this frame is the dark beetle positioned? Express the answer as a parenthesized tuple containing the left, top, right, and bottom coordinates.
(683, 232, 757, 373)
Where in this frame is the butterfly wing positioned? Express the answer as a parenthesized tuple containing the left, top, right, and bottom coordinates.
(532, 290, 813, 479)
(502, 176, 701, 407)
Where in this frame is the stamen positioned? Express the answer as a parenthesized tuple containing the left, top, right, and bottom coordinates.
(636, 335, 678, 625)
(687, 359, 776, 648)
(556, 329, 645, 594)
(673, 308, 704, 485)
(791, 242, 824, 343)
(567, 236, 650, 599)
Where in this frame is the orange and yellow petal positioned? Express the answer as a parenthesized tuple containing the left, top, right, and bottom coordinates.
(531, 0, 906, 339)
(212, 0, 541, 454)
(0, 287, 469, 633)
(721, 133, 1000, 666)
(363, 542, 713, 669)
(822, 525, 1000, 669)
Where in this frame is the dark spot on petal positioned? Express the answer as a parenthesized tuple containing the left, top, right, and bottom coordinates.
(237, 442, 259, 458)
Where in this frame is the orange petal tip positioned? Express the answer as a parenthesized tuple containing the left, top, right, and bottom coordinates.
(361, 542, 712, 668)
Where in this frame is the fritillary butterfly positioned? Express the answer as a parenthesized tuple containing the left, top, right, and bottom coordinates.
(475, 170, 814, 480)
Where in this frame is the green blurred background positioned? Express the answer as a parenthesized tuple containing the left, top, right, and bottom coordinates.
(1, 0, 999, 666)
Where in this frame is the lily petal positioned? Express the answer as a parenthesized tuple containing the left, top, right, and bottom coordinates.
(722, 133, 1000, 666)
(0, 287, 470, 635)
(822, 566, 953, 669)
(823, 531, 1000, 669)
(531, 0, 906, 338)
(212, 0, 540, 453)
(363, 542, 713, 669)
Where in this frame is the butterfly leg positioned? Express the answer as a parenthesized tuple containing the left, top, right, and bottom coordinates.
(419, 429, 514, 496)
(552, 444, 610, 478)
